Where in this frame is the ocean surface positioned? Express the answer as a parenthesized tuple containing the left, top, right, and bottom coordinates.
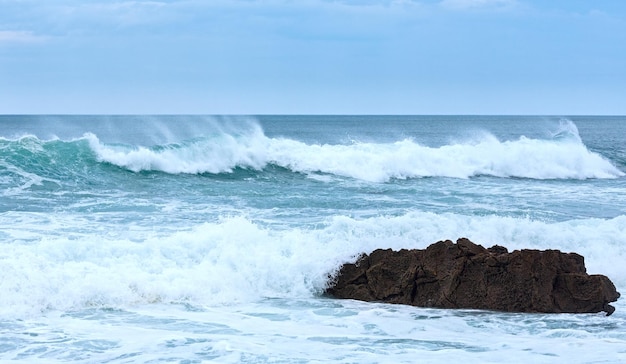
(1, 115, 625, 363)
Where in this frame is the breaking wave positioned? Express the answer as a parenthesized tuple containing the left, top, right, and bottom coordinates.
(1, 120, 623, 182)
(77, 120, 626, 181)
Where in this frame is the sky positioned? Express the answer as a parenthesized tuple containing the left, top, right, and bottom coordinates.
(1, 0, 625, 114)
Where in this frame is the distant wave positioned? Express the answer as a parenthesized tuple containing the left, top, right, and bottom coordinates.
(87, 120, 623, 181)
(1, 121, 624, 183)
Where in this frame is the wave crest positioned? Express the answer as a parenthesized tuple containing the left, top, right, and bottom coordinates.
(86, 122, 624, 181)
(2, 120, 623, 182)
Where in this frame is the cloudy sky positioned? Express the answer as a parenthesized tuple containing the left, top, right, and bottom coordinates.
(1, 0, 625, 114)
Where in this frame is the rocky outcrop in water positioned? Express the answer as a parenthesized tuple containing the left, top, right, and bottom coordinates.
(326, 238, 620, 315)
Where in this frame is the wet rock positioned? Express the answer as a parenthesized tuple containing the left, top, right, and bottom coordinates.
(326, 238, 620, 315)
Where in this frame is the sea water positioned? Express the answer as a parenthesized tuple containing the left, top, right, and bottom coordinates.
(1, 115, 625, 363)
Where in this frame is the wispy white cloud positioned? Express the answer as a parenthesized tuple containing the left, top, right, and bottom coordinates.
(0, 0, 425, 39)
(55, 1, 170, 28)
(440, 0, 518, 11)
(0, 30, 49, 44)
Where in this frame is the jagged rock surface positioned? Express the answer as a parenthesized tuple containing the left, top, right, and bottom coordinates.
(326, 238, 620, 315)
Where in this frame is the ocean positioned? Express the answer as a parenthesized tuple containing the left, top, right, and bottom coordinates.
(1, 115, 625, 363)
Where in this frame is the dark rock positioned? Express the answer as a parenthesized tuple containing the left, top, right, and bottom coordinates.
(326, 238, 620, 316)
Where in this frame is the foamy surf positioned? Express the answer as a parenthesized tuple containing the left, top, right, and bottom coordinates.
(1, 212, 624, 318)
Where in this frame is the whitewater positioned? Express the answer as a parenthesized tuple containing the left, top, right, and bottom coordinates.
(1, 115, 625, 363)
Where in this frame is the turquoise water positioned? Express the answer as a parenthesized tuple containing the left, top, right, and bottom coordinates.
(1, 115, 625, 362)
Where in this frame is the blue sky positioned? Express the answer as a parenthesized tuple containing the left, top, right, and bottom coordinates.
(1, 0, 625, 114)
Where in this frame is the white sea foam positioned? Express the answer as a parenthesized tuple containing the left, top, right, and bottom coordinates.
(1, 212, 624, 318)
(86, 122, 624, 181)
(4, 298, 623, 363)
(0, 160, 59, 196)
